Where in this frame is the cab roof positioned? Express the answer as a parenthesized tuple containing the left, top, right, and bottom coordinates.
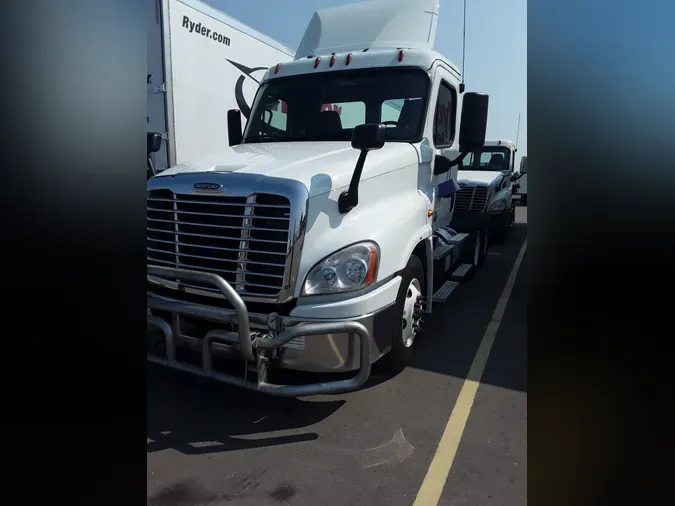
(294, 0, 440, 60)
(266, 47, 460, 82)
(263, 0, 461, 82)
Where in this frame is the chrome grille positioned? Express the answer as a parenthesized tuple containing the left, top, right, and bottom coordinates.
(147, 190, 291, 297)
(454, 185, 488, 212)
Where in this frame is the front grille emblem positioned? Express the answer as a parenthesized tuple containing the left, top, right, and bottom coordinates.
(193, 182, 222, 191)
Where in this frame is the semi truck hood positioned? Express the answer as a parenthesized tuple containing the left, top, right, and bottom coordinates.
(156, 141, 419, 198)
(456, 170, 504, 186)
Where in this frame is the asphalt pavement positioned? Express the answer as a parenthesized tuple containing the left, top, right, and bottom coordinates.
(147, 206, 527, 506)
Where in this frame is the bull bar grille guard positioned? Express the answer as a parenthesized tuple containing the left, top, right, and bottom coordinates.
(147, 265, 372, 397)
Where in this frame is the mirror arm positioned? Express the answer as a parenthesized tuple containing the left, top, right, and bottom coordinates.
(147, 156, 157, 178)
(338, 150, 368, 214)
(449, 151, 468, 167)
(434, 151, 469, 176)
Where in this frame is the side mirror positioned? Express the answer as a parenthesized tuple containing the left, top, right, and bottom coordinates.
(351, 123, 386, 151)
(227, 109, 243, 146)
(433, 155, 451, 176)
(147, 132, 162, 179)
(458, 92, 489, 152)
(338, 123, 387, 214)
(147, 132, 162, 154)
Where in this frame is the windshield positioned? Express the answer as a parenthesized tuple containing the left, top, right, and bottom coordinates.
(460, 147, 513, 171)
(242, 68, 430, 144)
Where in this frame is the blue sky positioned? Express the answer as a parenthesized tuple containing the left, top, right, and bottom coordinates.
(205, 0, 527, 164)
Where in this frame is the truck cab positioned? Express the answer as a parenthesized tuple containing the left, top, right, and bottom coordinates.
(448, 139, 518, 247)
(147, 0, 491, 396)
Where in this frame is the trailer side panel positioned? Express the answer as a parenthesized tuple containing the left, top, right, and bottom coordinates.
(165, 0, 294, 165)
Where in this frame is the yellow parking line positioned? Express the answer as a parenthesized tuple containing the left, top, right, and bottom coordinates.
(327, 334, 345, 365)
(413, 239, 527, 506)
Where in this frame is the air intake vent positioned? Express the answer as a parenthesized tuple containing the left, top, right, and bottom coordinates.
(146, 190, 291, 297)
(454, 185, 488, 212)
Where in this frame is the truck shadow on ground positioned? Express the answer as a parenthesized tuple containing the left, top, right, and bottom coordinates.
(147, 364, 345, 455)
(411, 222, 527, 393)
(264, 219, 527, 394)
(147, 223, 527, 455)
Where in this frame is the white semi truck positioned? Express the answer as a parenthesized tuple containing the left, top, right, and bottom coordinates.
(146, 0, 294, 178)
(446, 139, 519, 249)
(147, 0, 494, 396)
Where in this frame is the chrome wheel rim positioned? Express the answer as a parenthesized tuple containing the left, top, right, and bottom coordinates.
(401, 278, 423, 348)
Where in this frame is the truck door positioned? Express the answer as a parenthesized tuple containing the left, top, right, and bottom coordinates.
(428, 66, 460, 230)
(147, 0, 169, 173)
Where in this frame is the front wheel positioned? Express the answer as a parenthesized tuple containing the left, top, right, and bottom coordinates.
(381, 255, 426, 373)
(473, 227, 489, 268)
(492, 212, 511, 244)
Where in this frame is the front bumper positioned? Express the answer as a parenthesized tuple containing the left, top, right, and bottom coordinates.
(147, 265, 395, 397)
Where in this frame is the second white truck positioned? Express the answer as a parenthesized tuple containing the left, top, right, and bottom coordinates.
(447, 139, 519, 249)
(147, 0, 496, 396)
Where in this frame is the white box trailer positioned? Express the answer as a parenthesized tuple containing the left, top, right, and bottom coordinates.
(147, 0, 294, 174)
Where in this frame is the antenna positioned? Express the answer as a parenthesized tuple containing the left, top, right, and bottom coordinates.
(516, 112, 522, 146)
(460, 0, 467, 93)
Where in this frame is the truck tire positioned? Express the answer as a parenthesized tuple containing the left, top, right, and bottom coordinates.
(381, 255, 426, 373)
(493, 212, 511, 244)
(473, 227, 489, 268)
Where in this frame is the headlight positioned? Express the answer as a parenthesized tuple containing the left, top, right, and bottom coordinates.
(302, 242, 379, 295)
(488, 199, 506, 213)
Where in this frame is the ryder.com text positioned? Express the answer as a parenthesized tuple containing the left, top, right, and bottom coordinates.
(182, 15, 231, 46)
